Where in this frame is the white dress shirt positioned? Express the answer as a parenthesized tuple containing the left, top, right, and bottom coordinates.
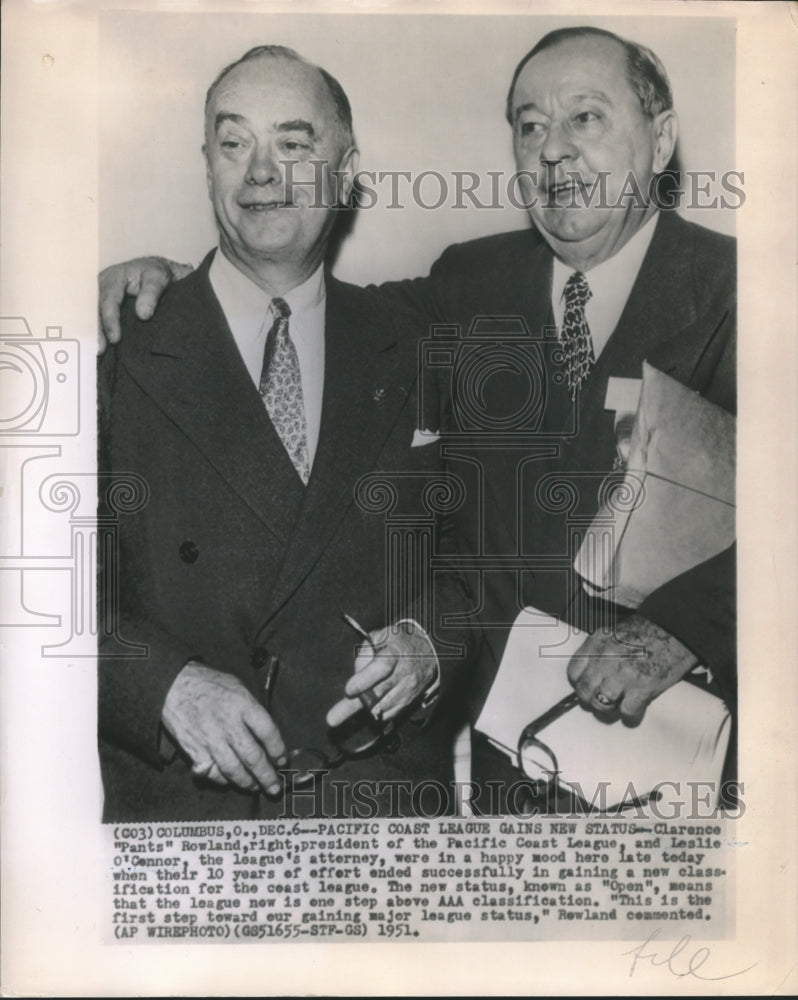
(551, 213, 659, 362)
(209, 248, 326, 470)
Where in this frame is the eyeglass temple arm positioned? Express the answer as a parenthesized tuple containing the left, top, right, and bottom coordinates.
(519, 691, 580, 744)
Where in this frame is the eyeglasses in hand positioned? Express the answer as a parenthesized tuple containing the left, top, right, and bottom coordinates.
(517, 692, 661, 814)
(260, 629, 400, 790)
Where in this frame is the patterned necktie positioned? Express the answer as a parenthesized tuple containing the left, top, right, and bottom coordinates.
(560, 271, 594, 399)
(258, 297, 310, 484)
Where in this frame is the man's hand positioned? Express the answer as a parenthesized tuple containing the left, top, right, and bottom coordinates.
(98, 256, 193, 352)
(326, 622, 438, 727)
(161, 661, 286, 794)
(567, 614, 698, 721)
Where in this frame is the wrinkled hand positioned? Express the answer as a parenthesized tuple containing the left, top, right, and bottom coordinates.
(162, 661, 286, 794)
(98, 256, 193, 351)
(567, 614, 698, 721)
(326, 622, 437, 727)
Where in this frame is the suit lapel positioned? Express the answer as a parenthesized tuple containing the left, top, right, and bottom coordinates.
(632, 214, 734, 392)
(262, 278, 416, 619)
(121, 255, 304, 545)
(565, 213, 726, 469)
(587, 212, 714, 384)
(480, 232, 554, 335)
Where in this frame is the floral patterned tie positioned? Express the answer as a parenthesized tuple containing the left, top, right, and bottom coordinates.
(561, 271, 594, 399)
(258, 297, 310, 484)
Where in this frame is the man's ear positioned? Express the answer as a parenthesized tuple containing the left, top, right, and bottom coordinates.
(652, 109, 678, 174)
(335, 145, 360, 206)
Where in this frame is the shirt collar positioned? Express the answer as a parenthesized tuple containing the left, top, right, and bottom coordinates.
(551, 212, 659, 315)
(209, 247, 326, 329)
(281, 262, 326, 316)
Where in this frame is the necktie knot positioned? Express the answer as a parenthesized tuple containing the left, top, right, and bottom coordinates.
(270, 296, 291, 323)
(560, 270, 594, 399)
(564, 270, 592, 309)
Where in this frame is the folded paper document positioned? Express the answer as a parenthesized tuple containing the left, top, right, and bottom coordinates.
(575, 362, 735, 608)
(474, 608, 731, 809)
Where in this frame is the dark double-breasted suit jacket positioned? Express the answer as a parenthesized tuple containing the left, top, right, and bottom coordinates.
(98, 253, 472, 822)
(388, 211, 737, 726)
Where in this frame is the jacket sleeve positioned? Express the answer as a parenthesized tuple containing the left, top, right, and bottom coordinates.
(98, 621, 197, 768)
(97, 346, 196, 767)
(638, 544, 737, 708)
(372, 243, 464, 321)
(403, 357, 478, 718)
(412, 510, 480, 716)
(638, 292, 737, 709)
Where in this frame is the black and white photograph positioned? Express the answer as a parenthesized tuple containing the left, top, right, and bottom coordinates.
(1, 0, 796, 994)
(96, 10, 739, 822)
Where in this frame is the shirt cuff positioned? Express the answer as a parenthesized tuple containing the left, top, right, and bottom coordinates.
(395, 618, 440, 709)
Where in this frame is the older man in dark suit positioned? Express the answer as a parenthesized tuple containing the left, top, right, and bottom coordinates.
(392, 28, 736, 805)
(405, 30, 735, 683)
(100, 27, 736, 810)
(98, 45, 472, 821)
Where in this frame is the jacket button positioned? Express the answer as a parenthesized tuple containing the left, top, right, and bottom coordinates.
(251, 647, 271, 670)
(179, 540, 199, 563)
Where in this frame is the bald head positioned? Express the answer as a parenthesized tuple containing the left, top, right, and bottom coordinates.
(205, 46, 354, 149)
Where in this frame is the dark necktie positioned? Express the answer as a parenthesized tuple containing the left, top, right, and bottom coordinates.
(561, 271, 594, 399)
(258, 297, 310, 484)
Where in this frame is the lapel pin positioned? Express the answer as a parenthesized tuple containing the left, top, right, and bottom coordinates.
(373, 387, 386, 402)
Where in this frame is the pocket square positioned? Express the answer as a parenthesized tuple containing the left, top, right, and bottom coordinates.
(411, 428, 441, 447)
